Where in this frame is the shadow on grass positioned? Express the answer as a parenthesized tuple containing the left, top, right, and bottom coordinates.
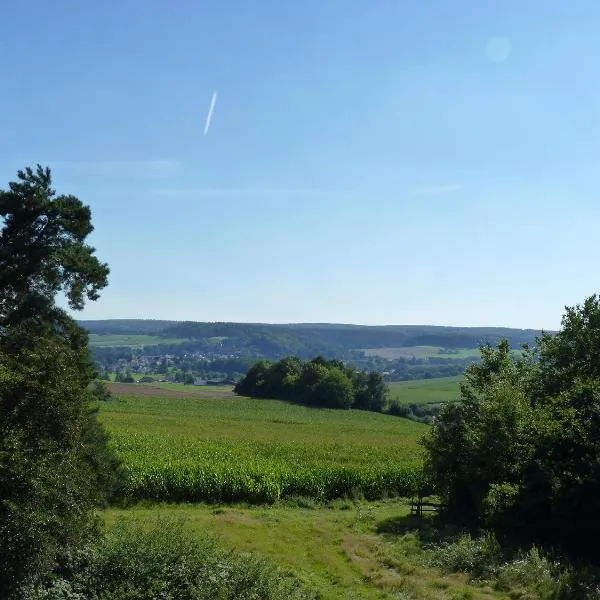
(376, 513, 468, 547)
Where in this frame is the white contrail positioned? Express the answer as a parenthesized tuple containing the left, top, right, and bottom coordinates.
(203, 91, 217, 135)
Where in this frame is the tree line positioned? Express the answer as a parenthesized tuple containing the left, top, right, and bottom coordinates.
(234, 356, 388, 412)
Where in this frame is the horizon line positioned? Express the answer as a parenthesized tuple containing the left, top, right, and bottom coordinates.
(75, 317, 554, 331)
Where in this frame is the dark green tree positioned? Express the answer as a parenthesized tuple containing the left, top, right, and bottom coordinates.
(0, 165, 109, 328)
(0, 165, 114, 597)
(312, 368, 355, 409)
(423, 295, 600, 558)
(353, 371, 388, 412)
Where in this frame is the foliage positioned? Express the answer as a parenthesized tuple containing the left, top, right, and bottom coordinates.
(422, 294, 600, 558)
(98, 392, 427, 503)
(428, 531, 503, 579)
(0, 166, 115, 597)
(20, 519, 314, 600)
(387, 399, 411, 418)
(235, 355, 388, 411)
(0, 431, 100, 598)
(0, 165, 109, 327)
(90, 380, 112, 402)
(426, 530, 600, 600)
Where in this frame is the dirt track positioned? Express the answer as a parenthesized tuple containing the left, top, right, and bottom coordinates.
(107, 382, 235, 399)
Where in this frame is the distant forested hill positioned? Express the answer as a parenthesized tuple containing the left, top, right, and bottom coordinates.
(78, 319, 177, 335)
(79, 319, 550, 357)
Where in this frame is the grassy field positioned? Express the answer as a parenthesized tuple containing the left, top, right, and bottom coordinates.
(362, 346, 482, 360)
(98, 390, 427, 503)
(99, 381, 521, 599)
(89, 333, 188, 346)
(388, 376, 463, 406)
(104, 500, 508, 600)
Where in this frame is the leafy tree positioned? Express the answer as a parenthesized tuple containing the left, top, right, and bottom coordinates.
(122, 371, 135, 383)
(353, 371, 388, 412)
(234, 360, 273, 397)
(268, 356, 302, 400)
(297, 361, 331, 404)
(0, 166, 115, 597)
(423, 295, 600, 558)
(90, 380, 112, 402)
(312, 367, 355, 409)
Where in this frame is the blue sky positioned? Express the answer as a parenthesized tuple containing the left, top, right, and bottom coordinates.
(1, 0, 599, 329)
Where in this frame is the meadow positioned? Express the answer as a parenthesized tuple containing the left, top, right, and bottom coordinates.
(388, 376, 463, 406)
(98, 390, 428, 503)
(361, 346, 482, 360)
(105, 500, 511, 600)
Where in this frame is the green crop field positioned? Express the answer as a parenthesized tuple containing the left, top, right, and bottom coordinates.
(387, 376, 463, 406)
(98, 391, 428, 503)
(89, 333, 189, 347)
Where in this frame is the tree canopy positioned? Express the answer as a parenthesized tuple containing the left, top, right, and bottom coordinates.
(0, 165, 109, 328)
(423, 294, 600, 558)
(234, 355, 388, 411)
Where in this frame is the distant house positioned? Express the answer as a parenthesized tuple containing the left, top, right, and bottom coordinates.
(193, 378, 207, 386)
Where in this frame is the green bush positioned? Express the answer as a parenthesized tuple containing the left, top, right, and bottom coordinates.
(428, 532, 503, 579)
(21, 519, 315, 600)
(387, 399, 410, 418)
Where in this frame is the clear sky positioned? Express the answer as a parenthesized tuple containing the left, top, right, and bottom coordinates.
(1, 1, 599, 329)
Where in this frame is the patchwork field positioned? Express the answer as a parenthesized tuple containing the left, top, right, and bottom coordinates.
(98, 390, 428, 503)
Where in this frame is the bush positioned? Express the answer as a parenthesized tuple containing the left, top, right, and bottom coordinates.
(387, 399, 410, 418)
(428, 532, 503, 579)
(21, 519, 315, 600)
(90, 380, 112, 402)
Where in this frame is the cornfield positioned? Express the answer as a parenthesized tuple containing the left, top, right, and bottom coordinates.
(99, 393, 428, 503)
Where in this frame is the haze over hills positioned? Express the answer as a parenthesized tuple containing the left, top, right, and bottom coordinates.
(81, 319, 552, 383)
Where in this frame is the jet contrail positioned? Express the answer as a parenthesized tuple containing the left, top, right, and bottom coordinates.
(203, 91, 217, 135)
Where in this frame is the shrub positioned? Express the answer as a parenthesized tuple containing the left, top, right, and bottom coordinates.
(428, 532, 503, 579)
(387, 399, 410, 418)
(21, 519, 315, 600)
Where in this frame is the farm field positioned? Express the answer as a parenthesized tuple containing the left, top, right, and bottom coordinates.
(89, 333, 188, 346)
(98, 390, 428, 503)
(106, 382, 235, 399)
(361, 345, 482, 359)
(388, 376, 463, 406)
(104, 500, 508, 600)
